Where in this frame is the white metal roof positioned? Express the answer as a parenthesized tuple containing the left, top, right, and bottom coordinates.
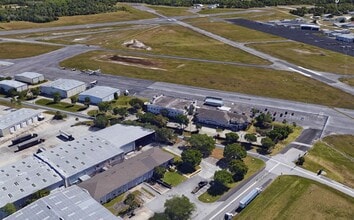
(0, 156, 63, 208)
(42, 79, 85, 91)
(0, 108, 42, 130)
(15, 72, 43, 79)
(0, 80, 27, 89)
(35, 134, 124, 178)
(79, 86, 119, 99)
(4, 185, 120, 220)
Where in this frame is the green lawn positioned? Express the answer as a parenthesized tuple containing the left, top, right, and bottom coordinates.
(0, 43, 61, 59)
(303, 135, 354, 188)
(163, 171, 187, 187)
(148, 5, 193, 16)
(216, 7, 296, 21)
(249, 41, 354, 75)
(103, 193, 126, 214)
(35, 98, 85, 112)
(199, 156, 265, 203)
(339, 77, 354, 87)
(235, 176, 354, 220)
(60, 51, 354, 109)
(197, 8, 242, 14)
(271, 126, 303, 155)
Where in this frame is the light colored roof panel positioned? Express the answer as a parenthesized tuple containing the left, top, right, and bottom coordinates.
(0, 80, 27, 88)
(0, 156, 63, 207)
(79, 86, 119, 99)
(42, 79, 85, 91)
(5, 185, 120, 220)
(0, 108, 42, 130)
(15, 72, 43, 79)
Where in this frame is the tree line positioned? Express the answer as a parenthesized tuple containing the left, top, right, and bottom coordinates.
(0, 0, 126, 23)
(290, 2, 354, 16)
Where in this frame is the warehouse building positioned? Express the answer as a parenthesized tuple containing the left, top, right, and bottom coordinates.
(78, 86, 120, 105)
(0, 108, 43, 137)
(194, 108, 250, 131)
(0, 80, 28, 93)
(14, 72, 44, 85)
(79, 148, 173, 204)
(40, 78, 86, 98)
(146, 95, 196, 117)
(5, 185, 120, 220)
(0, 156, 64, 218)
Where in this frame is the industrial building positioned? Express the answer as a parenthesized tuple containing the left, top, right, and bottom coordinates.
(79, 148, 173, 204)
(146, 95, 196, 117)
(0, 156, 64, 215)
(40, 78, 86, 98)
(300, 24, 320, 31)
(0, 108, 43, 137)
(14, 72, 44, 85)
(0, 80, 28, 93)
(4, 185, 120, 220)
(35, 124, 155, 186)
(78, 86, 120, 105)
(336, 33, 354, 43)
(194, 108, 250, 131)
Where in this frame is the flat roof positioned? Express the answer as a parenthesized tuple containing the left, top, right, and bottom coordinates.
(35, 135, 124, 178)
(5, 185, 120, 220)
(42, 78, 85, 91)
(151, 95, 194, 110)
(196, 108, 249, 124)
(0, 108, 42, 130)
(79, 148, 173, 201)
(15, 72, 43, 79)
(0, 156, 63, 208)
(95, 124, 155, 149)
(79, 86, 119, 99)
(0, 80, 27, 88)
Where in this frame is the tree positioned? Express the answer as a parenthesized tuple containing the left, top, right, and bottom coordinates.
(225, 132, 239, 144)
(188, 134, 215, 157)
(296, 156, 305, 166)
(155, 128, 175, 144)
(94, 114, 109, 128)
(164, 195, 195, 220)
(113, 107, 128, 117)
(245, 133, 257, 143)
(214, 169, 233, 186)
(149, 213, 169, 220)
(84, 97, 91, 106)
(255, 112, 272, 128)
(53, 111, 66, 120)
(181, 149, 202, 169)
(175, 114, 189, 129)
(114, 92, 119, 100)
(52, 92, 61, 103)
(223, 143, 246, 161)
(70, 95, 78, 105)
(153, 166, 167, 180)
(261, 137, 275, 153)
(129, 98, 144, 109)
(98, 101, 111, 112)
(31, 87, 40, 97)
(1, 203, 16, 215)
(7, 88, 18, 98)
(229, 159, 248, 181)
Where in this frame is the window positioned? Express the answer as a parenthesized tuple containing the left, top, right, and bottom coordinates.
(66, 161, 69, 164)
(14, 182, 19, 186)
(27, 165, 31, 168)
(26, 177, 30, 181)
(72, 166, 76, 169)
(8, 193, 12, 198)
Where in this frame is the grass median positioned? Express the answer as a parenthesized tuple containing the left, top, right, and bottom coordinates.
(0, 43, 61, 59)
(61, 51, 354, 109)
(303, 135, 354, 188)
(35, 98, 86, 112)
(235, 175, 354, 219)
(339, 77, 354, 87)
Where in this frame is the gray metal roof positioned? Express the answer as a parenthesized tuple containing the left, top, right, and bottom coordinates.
(0, 108, 43, 130)
(0, 156, 63, 208)
(15, 72, 43, 79)
(42, 79, 85, 91)
(35, 135, 124, 178)
(5, 185, 120, 220)
(149, 95, 194, 110)
(79, 86, 119, 99)
(95, 124, 155, 149)
(0, 80, 27, 89)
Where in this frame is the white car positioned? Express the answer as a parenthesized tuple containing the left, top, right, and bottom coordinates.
(224, 212, 234, 220)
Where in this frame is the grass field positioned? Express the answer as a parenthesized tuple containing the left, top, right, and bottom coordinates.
(35, 98, 85, 112)
(0, 43, 61, 59)
(61, 51, 354, 109)
(250, 41, 354, 75)
(162, 171, 187, 187)
(235, 176, 354, 220)
(148, 5, 193, 16)
(339, 77, 354, 87)
(0, 4, 155, 30)
(185, 17, 284, 43)
(199, 156, 265, 203)
(197, 8, 242, 14)
(271, 126, 303, 155)
(303, 135, 354, 188)
(49, 24, 269, 64)
(217, 7, 296, 21)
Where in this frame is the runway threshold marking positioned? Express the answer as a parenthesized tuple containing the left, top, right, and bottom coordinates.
(297, 66, 322, 76)
(288, 67, 312, 77)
